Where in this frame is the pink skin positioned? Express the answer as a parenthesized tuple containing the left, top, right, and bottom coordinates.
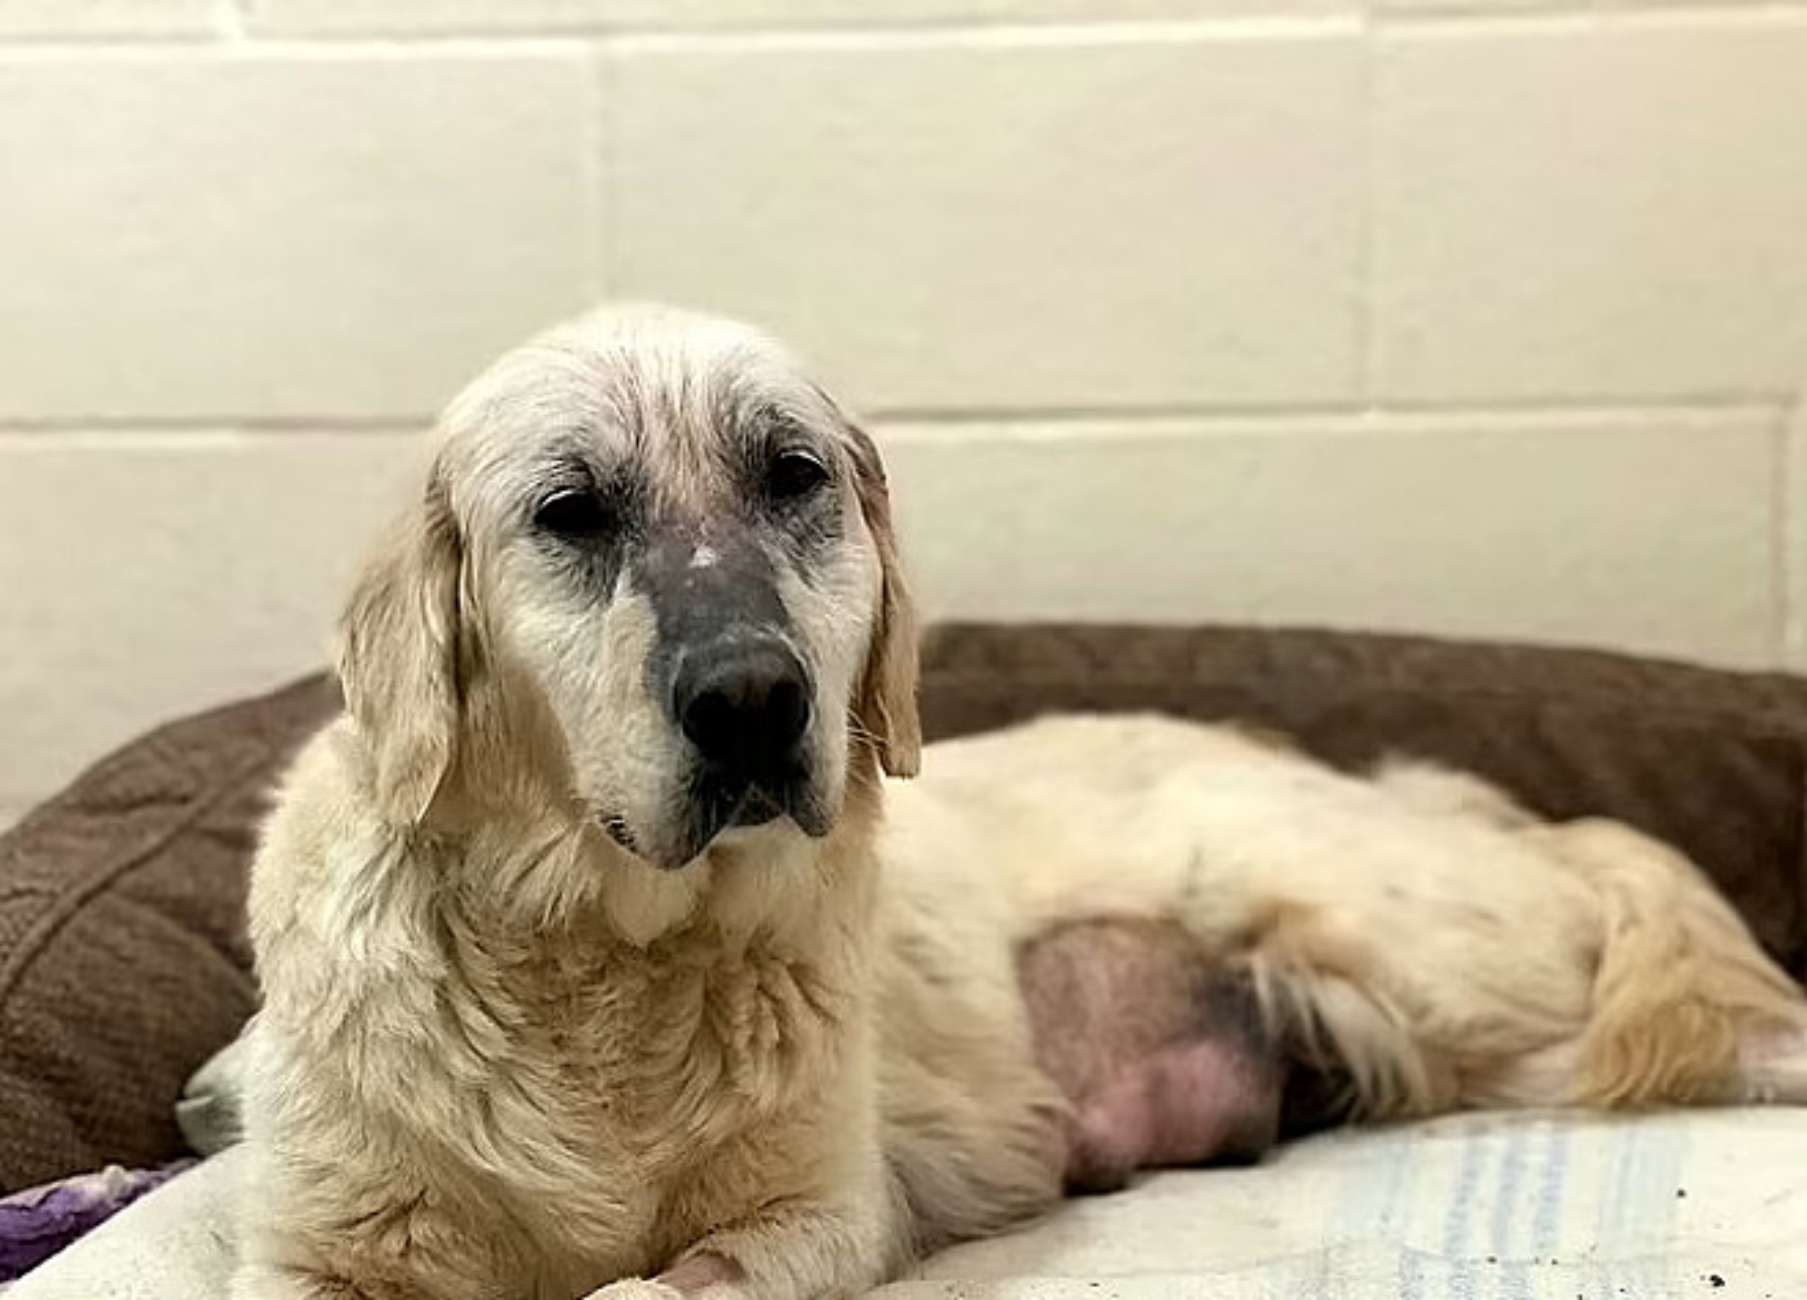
(1018, 918, 1287, 1192)
(654, 1252, 742, 1295)
(1068, 1037, 1280, 1190)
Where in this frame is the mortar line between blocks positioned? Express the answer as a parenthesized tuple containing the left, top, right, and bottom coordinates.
(0, 421, 427, 443)
(0, 15, 1363, 55)
(0, 398, 1785, 438)
(1777, 396, 1803, 664)
(1357, 0, 1380, 405)
(588, 39, 617, 304)
(9, 5, 1807, 49)
(0, 34, 600, 60)
(1375, 0, 1807, 33)
(859, 397, 1787, 428)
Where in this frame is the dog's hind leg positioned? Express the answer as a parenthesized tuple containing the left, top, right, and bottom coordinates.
(1531, 819, 1807, 1108)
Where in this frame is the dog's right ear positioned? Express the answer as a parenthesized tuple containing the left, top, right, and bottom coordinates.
(337, 467, 468, 827)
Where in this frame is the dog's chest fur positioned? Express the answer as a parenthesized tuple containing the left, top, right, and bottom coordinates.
(487, 923, 852, 1147)
(448, 915, 863, 1267)
(256, 833, 874, 1297)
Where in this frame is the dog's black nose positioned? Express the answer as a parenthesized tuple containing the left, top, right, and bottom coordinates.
(674, 639, 811, 777)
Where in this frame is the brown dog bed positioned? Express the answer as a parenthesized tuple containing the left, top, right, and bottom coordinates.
(3, 622, 1807, 1194)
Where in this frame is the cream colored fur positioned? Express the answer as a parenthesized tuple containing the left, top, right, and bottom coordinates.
(235, 307, 1807, 1300)
(908, 715, 1807, 1121)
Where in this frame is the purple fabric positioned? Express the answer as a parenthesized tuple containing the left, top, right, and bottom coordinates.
(0, 1161, 193, 1282)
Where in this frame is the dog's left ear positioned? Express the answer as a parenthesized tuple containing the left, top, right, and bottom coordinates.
(839, 417, 922, 778)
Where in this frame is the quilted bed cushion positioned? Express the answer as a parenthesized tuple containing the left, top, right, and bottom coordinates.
(5, 623, 1807, 1192)
(14, 1099, 1807, 1300)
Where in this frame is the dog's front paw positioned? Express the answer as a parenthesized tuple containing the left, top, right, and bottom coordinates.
(584, 1280, 685, 1300)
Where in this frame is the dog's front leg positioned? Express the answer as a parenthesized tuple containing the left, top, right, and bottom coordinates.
(588, 1187, 897, 1300)
(582, 1252, 739, 1300)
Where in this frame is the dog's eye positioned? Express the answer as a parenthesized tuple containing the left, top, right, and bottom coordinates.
(766, 450, 830, 502)
(533, 489, 613, 539)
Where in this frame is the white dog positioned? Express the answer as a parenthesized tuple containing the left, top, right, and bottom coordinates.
(233, 306, 1807, 1300)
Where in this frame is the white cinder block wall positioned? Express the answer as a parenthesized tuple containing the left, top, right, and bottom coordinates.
(3, 0, 1805, 824)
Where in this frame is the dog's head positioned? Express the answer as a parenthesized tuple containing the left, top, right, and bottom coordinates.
(337, 306, 919, 869)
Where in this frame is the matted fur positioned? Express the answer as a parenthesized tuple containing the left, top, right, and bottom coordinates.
(236, 307, 1807, 1300)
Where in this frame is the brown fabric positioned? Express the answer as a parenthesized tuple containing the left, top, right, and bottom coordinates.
(0, 675, 338, 1193)
(3, 622, 1807, 1191)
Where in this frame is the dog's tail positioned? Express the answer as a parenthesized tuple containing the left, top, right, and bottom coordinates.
(1542, 819, 1807, 1108)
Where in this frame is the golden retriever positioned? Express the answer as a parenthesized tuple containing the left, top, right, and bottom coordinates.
(232, 305, 1807, 1300)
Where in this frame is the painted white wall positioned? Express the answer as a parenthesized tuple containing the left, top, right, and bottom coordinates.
(3, 1, 1804, 822)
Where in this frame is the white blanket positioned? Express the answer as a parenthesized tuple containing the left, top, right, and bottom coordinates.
(15, 1109, 1807, 1300)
